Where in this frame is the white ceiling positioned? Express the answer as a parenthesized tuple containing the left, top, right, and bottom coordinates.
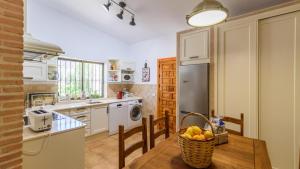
(38, 0, 292, 44)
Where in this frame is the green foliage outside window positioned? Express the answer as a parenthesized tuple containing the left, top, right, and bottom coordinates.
(58, 58, 104, 99)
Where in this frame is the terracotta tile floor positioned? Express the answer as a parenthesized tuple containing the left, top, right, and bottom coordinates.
(85, 132, 167, 169)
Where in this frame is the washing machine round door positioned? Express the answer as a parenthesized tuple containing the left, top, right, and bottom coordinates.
(130, 105, 142, 121)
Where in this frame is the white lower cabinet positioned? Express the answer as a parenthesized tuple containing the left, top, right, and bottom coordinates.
(23, 128, 85, 169)
(91, 105, 108, 135)
(56, 105, 108, 137)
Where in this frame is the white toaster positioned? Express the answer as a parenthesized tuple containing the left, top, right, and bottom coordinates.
(28, 109, 52, 132)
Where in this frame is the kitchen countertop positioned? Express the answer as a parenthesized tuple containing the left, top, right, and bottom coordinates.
(23, 97, 142, 141)
(25, 97, 143, 112)
(23, 112, 86, 142)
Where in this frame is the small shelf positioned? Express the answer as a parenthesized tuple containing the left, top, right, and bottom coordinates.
(107, 81, 121, 84)
(108, 70, 120, 72)
(107, 60, 121, 83)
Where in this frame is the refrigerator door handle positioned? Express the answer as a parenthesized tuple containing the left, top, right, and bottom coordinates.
(181, 111, 190, 114)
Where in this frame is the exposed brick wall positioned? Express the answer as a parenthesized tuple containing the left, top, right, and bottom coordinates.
(0, 0, 24, 169)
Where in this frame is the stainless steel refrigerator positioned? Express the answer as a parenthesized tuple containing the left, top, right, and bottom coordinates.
(179, 64, 209, 128)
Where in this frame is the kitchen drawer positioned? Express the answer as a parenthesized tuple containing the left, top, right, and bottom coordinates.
(71, 112, 91, 122)
(70, 107, 90, 116)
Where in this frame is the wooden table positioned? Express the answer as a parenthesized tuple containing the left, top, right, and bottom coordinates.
(124, 135, 272, 169)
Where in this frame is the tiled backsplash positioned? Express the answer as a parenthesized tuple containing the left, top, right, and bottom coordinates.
(24, 84, 58, 94)
(108, 84, 157, 117)
(107, 84, 133, 98)
(130, 84, 157, 117)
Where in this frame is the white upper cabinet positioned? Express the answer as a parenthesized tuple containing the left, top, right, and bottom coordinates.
(179, 28, 210, 65)
(23, 57, 58, 83)
(23, 61, 48, 81)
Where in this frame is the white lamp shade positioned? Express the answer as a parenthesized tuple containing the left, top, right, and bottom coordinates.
(186, 0, 228, 27)
(188, 10, 227, 27)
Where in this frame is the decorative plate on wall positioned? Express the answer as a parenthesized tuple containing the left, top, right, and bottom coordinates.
(142, 62, 150, 82)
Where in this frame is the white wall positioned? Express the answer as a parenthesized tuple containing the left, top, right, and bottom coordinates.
(27, 0, 177, 85)
(27, 0, 130, 62)
(129, 34, 176, 84)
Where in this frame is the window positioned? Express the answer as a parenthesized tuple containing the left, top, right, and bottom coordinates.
(58, 58, 104, 99)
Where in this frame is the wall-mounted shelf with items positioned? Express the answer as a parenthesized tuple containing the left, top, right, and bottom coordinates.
(107, 59, 121, 83)
(107, 59, 136, 84)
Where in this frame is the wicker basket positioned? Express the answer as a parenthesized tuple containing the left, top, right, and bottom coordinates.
(178, 112, 215, 168)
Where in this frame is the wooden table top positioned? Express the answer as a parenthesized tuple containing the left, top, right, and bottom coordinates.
(124, 134, 272, 169)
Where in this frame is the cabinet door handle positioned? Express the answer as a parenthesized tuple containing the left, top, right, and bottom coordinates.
(189, 56, 199, 59)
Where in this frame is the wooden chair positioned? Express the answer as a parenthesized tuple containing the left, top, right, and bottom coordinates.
(119, 118, 148, 169)
(211, 110, 244, 136)
(149, 112, 170, 149)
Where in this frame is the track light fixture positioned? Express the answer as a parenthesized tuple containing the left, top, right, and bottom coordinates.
(103, 0, 112, 12)
(118, 1, 126, 8)
(130, 16, 136, 26)
(117, 10, 124, 20)
(102, 0, 136, 26)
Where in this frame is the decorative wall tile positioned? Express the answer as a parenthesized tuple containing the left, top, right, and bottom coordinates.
(108, 84, 157, 118)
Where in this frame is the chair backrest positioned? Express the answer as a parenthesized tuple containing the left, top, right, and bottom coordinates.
(149, 112, 170, 149)
(119, 118, 148, 169)
(211, 110, 244, 136)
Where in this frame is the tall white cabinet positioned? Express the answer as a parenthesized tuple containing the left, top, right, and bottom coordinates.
(258, 11, 300, 169)
(216, 19, 258, 138)
(215, 6, 300, 169)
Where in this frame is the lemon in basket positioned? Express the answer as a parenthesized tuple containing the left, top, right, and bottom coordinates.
(204, 130, 214, 139)
(192, 134, 205, 141)
(191, 126, 202, 135)
(185, 127, 194, 136)
(181, 133, 192, 139)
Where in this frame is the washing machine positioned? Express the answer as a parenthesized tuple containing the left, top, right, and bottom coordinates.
(128, 100, 143, 128)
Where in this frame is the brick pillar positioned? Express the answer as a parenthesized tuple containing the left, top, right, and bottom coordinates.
(0, 0, 24, 169)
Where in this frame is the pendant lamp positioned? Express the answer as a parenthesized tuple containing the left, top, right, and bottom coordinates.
(187, 0, 228, 27)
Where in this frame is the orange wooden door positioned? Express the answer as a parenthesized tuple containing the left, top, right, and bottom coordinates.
(157, 57, 176, 133)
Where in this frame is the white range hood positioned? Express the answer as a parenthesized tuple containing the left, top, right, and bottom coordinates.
(24, 33, 64, 59)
